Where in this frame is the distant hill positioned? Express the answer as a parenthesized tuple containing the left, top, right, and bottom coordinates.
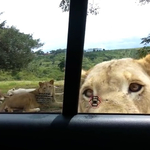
(0, 47, 149, 81)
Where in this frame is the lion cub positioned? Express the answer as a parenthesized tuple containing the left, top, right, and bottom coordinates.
(0, 80, 55, 112)
(78, 54, 150, 114)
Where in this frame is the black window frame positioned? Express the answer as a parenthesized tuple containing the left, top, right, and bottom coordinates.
(0, 0, 150, 149)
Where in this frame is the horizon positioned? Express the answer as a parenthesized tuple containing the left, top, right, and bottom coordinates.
(34, 45, 146, 53)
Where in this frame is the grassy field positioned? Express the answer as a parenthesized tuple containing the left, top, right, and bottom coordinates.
(0, 80, 64, 94)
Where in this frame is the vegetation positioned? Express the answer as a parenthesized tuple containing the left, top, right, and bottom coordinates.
(59, 0, 100, 15)
(0, 4, 150, 82)
(59, 0, 150, 15)
(0, 12, 44, 72)
(0, 80, 64, 94)
(0, 46, 150, 82)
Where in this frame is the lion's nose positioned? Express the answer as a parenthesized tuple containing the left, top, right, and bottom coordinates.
(89, 96, 101, 107)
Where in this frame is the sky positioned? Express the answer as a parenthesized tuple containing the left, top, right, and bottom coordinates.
(0, 0, 150, 52)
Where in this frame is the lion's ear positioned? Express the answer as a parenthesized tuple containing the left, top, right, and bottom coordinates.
(81, 69, 87, 77)
(137, 54, 150, 75)
(80, 69, 87, 86)
(50, 80, 54, 85)
(39, 82, 44, 87)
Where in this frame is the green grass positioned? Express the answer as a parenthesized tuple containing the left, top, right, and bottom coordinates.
(0, 80, 64, 94)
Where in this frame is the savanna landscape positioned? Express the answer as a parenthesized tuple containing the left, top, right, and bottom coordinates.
(0, 46, 150, 113)
(1, 9, 150, 113)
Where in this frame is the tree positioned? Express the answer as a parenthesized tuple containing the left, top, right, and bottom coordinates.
(59, 0, 100, 15)
(138, 0, 150, 4)
(0, 12, 44, 71)
(59, 0, 149, 15)
(141, 34, 150, 45)
(0, 26, 44, 71)
(137, 34, 150, 58)
(135, 34, 150, 58)
(138, 0, 150, 58)
(0, 12, 6, 29)
(58, 57, 65, 72)
(136, 46, 150, 58)
(84, 52, 98, 61)
(35, 50, 45, 55)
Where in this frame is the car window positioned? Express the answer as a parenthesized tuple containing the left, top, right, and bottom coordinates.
(0, 0, 69, 113)
(1, 0, 150, 115)
(78, 0, 150, 114)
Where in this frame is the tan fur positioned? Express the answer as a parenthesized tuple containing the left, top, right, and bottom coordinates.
(78, 54, 150, 114)
(0, 80, 62, 112)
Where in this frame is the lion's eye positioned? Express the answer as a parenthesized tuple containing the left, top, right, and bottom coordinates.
(129, 83, 142, 92)
(83, 89, 93, 98)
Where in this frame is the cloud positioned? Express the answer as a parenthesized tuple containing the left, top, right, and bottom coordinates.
(0, 0, 150, 52)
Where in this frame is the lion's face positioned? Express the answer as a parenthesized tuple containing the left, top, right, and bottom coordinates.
(38, 80, 55, 96)
(78, 54, 150, 114)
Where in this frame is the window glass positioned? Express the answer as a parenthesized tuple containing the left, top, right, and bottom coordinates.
(0, 0, 69, 113)
(78, 0, 150, 114)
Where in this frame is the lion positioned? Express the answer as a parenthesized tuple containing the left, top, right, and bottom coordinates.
(78, 54, 150, 114)
(0, 89, 5, 102)
(7, 88, 36, 96)
(0, 80, 62, 112)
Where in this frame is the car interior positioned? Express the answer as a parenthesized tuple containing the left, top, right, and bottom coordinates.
(0, 0, 150, 149)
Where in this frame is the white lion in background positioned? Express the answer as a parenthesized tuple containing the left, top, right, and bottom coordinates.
(7, 86, 62, 96)
(7, 88, 36, 96)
